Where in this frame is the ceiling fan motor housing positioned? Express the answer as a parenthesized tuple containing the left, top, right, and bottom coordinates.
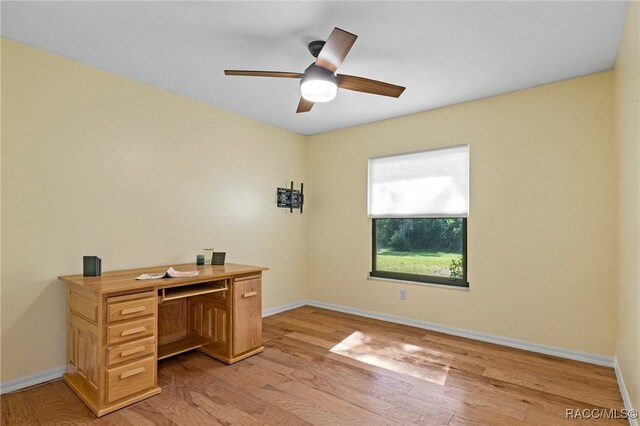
(308, 40, 325, 58)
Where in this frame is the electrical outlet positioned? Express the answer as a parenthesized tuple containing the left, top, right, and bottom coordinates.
(400, 289, 407, 300)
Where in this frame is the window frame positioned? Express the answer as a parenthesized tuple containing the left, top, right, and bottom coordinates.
(370, 218, 469, 288)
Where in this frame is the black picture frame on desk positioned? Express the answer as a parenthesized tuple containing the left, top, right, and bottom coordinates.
(211, 252, 226, 265)
(83, 256, 101, 277)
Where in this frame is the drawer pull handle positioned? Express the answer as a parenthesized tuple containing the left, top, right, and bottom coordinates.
(120, 367, 145, 379)
(120, 346, 146, 357)
(121, 326, 146, 337)
(243, 291, 258, 298)
(120, 306, 146, 315)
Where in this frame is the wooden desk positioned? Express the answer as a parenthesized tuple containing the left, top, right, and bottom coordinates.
(59, 262, 268, 417)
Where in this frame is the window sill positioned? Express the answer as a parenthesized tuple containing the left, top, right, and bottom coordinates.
(367, 275, 470, 291)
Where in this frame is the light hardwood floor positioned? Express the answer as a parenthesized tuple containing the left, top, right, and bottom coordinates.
(1, 306, 627, 425)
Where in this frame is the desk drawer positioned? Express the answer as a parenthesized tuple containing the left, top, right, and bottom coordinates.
(106, 337, 155, 367)
(106, 356, 155, 404)
(108, 296, 155, 323)
(107, 317, 155, 346)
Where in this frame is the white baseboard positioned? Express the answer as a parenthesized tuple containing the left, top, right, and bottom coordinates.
(0, 299, 618, 397)
(0, 365, 66, 395)
(262, 299, 309, 317)
(301, 299, 614, 367)
(614, 358, 639, 426)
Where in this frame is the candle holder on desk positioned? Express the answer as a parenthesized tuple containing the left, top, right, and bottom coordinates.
(203, 248, 214, 264)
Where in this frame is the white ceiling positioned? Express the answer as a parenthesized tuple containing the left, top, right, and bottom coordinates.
(1, 1, 628, 135)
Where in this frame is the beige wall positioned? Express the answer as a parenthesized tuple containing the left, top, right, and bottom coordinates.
(0, 37, 3, 386)
(1, 27, 634, 388)
(0, 39, 308, 382)
(307, 72, 617, 356)
(614, 1, 640, 411)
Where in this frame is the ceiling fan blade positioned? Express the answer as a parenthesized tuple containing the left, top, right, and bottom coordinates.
(315, 27, 357, 73)
(296, 97, 314, 113)
(336, 74, 405, 98)
(224, 70, 303, 78)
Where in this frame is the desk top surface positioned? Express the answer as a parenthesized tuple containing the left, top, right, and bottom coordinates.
(59, 262, 268, 295)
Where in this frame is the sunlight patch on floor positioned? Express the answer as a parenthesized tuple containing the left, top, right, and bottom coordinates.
(330, 331, 450, 385)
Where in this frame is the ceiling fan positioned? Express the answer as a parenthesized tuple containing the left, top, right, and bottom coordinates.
(224, 27, 406, 113)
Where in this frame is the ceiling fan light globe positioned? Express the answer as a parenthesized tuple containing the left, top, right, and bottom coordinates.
(300, 79, 337, 103)
(300, 64, 338, 103)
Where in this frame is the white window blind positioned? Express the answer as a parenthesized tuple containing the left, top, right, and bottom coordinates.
(368, 145, 468, 218)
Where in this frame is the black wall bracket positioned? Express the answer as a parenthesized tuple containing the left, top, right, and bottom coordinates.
(277, 181, 304, 213)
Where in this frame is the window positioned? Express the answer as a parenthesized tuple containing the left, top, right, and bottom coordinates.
(372, 218, 467, 286)
(368, 145, 469, 287)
